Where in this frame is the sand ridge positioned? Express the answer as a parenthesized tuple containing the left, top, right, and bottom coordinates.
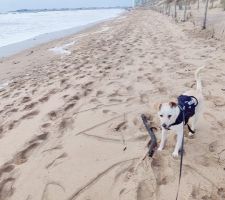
(0, 9, 225, 200)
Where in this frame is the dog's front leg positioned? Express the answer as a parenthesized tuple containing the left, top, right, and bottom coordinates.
(172, 125, 183, 157)
(158, 128, 168, 151)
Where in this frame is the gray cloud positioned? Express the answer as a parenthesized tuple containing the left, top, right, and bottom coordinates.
(0, 0, 132, 11)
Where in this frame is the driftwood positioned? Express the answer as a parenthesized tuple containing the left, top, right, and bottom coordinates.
(141, 114, 157, 157)
(134, 114, 158, 171)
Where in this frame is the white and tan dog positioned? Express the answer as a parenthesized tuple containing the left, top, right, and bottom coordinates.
(157, 67, 204, 157)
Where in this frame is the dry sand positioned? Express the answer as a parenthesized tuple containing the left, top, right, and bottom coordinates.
(0, 9, 225, 200)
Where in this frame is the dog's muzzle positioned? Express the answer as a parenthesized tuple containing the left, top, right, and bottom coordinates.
(162, 123, 170, 130)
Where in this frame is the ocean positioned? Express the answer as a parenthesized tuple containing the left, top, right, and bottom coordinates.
(0, 9, 124, 49)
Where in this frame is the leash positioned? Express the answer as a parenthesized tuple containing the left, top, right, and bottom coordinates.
(175, 106, 185, 200)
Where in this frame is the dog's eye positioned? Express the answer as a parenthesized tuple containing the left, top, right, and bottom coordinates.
(160, 115, 163, 117)
(168, 115, 172, 119)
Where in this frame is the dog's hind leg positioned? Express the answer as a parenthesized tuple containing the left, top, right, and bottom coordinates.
(189, 115, 197, 137)
(189, 104, 202, 136)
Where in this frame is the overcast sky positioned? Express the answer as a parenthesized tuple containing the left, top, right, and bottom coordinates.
(0, 0, 132, 11)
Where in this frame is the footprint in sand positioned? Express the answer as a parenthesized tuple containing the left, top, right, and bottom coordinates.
(0, 178, 15, 200)
(0, 132, 49, 199)
(126, 97, 136, 102)
(21, 96, 32, 104)
(208, 140, 218, 153)
(8, 120, 19, 130)
(3, 103, 14, 111)
(217, 187, 225, 199)
(137, 180, 155, 199)
(213, 97, 225, 107)
(31, 88, 38, 95)
(28, 132, 49, 144)
(23, 102, 38, 110)
(203, 112, 217, 123)
(139, 93, 149, 104)
(13, 132, 49, 165)
(102, 109, 117, 115)
(0, 164, 15, 179)
(39, 96, 49, 103)
(137, 76, 143, 82)
(5, 108, 18, 115)
(13, 143, 39, 165)
(64, 103, 76, 112)
(217, 120, 225, 129)
(89, 98, 100, 103)
(157, 86, 167, 94)
(20, 110, 39, 120)
(41, 123, 51, 130)
(0, 126, 3, 136)
(109, 98, 123, 103)
(48, 110, 60, 121)
(1, 93, 10, 99)
(66, 94, 80, 102)
(83, 88, 93, 96)
(102, 109, 110, 114)
(126, 86, 133, 92)
(194, 155, 210, 167)
(12, 92, 21, 98)
(58, 118, 74, 134)
(96, 90, 104, 97)
(60, 78, 67, 86)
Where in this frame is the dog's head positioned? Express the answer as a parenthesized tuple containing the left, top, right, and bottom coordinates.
(156, 102, 179, 129)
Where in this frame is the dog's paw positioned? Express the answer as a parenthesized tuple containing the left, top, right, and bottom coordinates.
(188, 132, 194, 138)
(172, 152, 179, 158)
(157, 147, 163, 151)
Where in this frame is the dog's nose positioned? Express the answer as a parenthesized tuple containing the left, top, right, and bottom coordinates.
(162, 123, 167, 128)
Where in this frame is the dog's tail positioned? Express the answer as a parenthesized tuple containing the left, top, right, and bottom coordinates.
(195, 66, 205, 92)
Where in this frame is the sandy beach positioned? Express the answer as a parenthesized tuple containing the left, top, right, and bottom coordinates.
(0, 9, 225, 200)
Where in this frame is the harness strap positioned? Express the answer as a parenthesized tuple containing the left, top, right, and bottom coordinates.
(189, 96, 199, 107)
(168, 106, 183, 128)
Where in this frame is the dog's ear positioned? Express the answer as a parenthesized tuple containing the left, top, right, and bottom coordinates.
(154, 103, 162, 111)
(169, 102, 177, 108)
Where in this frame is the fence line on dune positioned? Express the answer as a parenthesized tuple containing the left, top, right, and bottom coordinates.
(134, 0, 225, 32)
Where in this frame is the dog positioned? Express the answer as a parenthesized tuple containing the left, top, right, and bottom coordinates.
(157, 66, 204, 157)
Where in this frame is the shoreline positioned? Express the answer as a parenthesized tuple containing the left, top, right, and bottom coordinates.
(0, 10, 127, 58)
(0, 11, 128, 82)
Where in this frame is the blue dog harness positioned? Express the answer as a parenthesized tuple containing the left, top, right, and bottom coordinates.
(169, 95, 198, 133)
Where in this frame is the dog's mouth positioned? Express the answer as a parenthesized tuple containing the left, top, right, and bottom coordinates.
(162, 123, 170, 130)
